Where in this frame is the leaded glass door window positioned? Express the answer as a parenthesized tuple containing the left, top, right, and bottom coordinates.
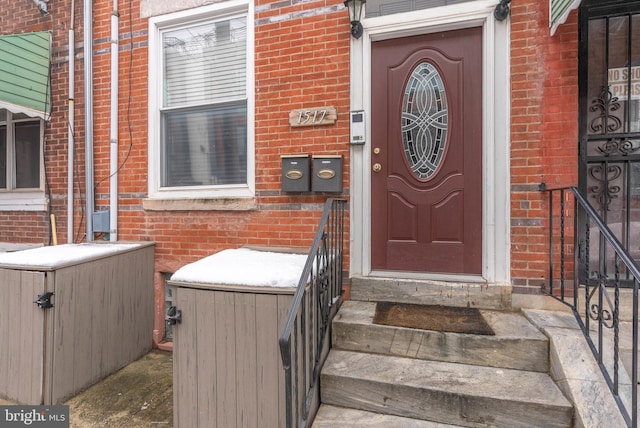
(401, 62, 449, 180)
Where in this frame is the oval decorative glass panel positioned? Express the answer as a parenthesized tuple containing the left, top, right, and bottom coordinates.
(401, 62, 448, 180)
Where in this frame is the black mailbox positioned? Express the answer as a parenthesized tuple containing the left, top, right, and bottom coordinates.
(312, 155, 343, 193)
(281, 154, 311, 192)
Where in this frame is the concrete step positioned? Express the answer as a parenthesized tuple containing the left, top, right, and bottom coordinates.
(320, 350, 574, 428)
(349, 276, 512, 311)
(332, 300, 550, 372)
(313, 405, 466, 427)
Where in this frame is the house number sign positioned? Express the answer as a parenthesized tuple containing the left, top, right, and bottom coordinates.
(289, 106, 337, 127)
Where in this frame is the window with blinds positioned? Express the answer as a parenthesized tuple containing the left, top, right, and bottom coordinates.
(160, 16, 248, 188)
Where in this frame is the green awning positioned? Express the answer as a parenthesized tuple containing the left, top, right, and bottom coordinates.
(0, 31, 51, 119)
(550, 0, 581, 36)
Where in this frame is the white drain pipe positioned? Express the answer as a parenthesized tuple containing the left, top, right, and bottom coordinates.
(67, 0, 74, 243)
(84, 0, 94, 241)
(109, 2, 119, 242)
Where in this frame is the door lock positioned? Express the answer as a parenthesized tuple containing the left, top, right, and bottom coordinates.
(34, 292, 54, 309)
(372, 163, 382, 173)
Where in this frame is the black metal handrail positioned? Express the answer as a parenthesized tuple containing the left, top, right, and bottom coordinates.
(278, 198, 346, 428)
(543, 185, 639, 427)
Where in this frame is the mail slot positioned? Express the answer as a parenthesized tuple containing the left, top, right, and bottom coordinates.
(312, 155, 343, 193)
(282, 154, 311, 192)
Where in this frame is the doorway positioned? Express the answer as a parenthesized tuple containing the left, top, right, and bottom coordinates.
(348, 2, 510, 283)
(370, 27, 483, 274)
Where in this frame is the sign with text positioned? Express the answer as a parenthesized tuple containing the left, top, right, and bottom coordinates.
(0, 406, 69, 427)
(289, 107, 337, 127)
(608, 66, 640, 100)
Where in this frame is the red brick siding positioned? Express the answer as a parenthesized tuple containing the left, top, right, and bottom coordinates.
(74, 0, 351, 261)
(87, 0, 350, 263)
(0, 0, 85, 244)
(0, 0, 350, 257)
(1, 0, 587, 338)
(2, 0, 351, 345)
(510, 0, 579, 287)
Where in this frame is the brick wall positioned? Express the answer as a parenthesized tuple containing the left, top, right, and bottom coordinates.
(1, 0, 351, 346)
(84, 0, 350, 263)
(510, 0, 579, 289)
(2, 0, 586, 340)
(104, 0, 349, 345)
(0, 0, 83, 245)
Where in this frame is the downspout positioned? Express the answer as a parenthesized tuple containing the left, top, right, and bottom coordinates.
(84, 0, 94, 241)
(109, 2, 119, 242)
(67, 0, 74, 243)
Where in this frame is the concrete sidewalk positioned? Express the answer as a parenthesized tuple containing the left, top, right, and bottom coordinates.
(0, 350, 173, 428)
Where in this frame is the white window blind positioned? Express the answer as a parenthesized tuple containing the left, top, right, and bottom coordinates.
(163, 17, 247, 108)
(159, 15, 248, 189)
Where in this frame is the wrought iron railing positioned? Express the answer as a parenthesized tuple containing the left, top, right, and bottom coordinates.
(543, 185, 639, 428)
(278, 198, 346, 428)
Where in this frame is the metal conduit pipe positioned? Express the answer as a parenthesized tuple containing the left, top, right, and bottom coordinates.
(109, 2, 119, 242)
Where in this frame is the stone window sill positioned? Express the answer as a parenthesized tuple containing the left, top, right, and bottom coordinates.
(142, 197, 258, 211)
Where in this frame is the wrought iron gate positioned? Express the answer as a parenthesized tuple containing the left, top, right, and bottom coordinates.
(579, 0, 640, 275)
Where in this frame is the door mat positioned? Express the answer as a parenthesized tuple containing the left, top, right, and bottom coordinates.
(373, 302, 495, 335)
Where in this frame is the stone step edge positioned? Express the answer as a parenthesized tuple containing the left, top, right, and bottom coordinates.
(349, 276, 512, 311)
(321, 350, 573, 427)
(331, 300, 550, 372)
(312, 404, 466, 427)
(321, 350, 573, 409)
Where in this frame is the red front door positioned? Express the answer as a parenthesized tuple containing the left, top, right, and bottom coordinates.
(371, 27, 483, 274)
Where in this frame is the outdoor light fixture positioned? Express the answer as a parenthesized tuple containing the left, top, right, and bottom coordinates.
(344, 0, 366, 39)
(31, 0, 49, 16)
(494, 0, 511, 21)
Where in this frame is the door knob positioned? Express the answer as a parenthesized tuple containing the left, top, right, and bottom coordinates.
(372, 163, 382, 173)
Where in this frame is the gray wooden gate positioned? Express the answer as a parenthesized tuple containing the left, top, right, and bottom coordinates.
(0, 269, 46, 404)
(169, 283, 292, 428)
(168, 248, 307, 428)
(0, 242, 155, 404)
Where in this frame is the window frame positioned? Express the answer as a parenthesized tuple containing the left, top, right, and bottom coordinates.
(0, 110, 46, 211)
(147, 0, 255, 201)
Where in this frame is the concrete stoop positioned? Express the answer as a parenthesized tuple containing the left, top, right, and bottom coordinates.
(523, 309, 629, 428)
(313, 405, 466, 427)
(320, 350, 573, 428)
(348, 276, 512, 311)
(313, 277, 575, 428)
(332, 300, 550, 372)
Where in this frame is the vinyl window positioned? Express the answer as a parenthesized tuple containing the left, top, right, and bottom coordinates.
(149, 2, 254, 200)
(0, 109, 42, 191)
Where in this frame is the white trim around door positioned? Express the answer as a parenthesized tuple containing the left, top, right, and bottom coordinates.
(348, 0, 511, 285)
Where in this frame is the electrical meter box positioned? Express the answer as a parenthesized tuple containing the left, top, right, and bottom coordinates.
(312, 155, 343, 193)
(281, 154, 311, 192)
